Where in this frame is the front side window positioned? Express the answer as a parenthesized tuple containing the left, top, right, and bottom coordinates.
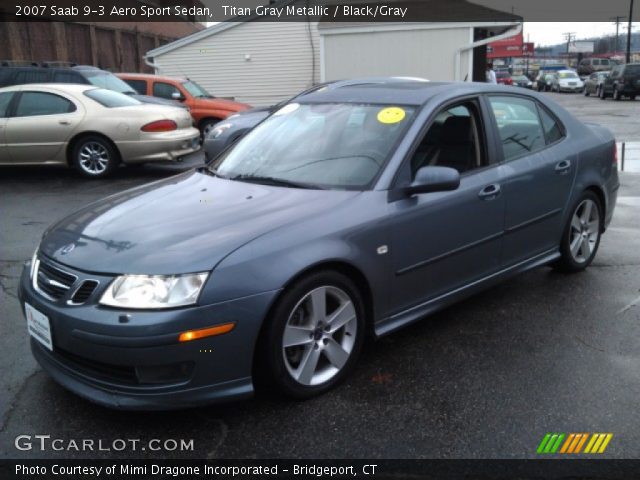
(212, 102, 416, 189)
(0, 92, 14, 118)
(153, 82, 181, 99)
(410, 102, 485, 176)
(15, 92, 76, 117)
(489, 96, 546, 162)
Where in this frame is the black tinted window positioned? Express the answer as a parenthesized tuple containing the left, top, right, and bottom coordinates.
(538, 106, 564, 144)
(0, 92, 14, 117)
(53, 71, 86, 84)
(15, 92, 76, 116)
(124, 79, 147, 94)
(153, 82, 180, 99)
(84, 88, 141, 107)
(13, 70, 50, 84)
(624, 65, 640, 75)
(489, 96, 546, 162)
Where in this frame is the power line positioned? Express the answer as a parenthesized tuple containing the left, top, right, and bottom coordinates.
(610, 16, 626, 53)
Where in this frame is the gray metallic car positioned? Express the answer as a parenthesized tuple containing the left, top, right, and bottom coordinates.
(19, 79, 619, 409)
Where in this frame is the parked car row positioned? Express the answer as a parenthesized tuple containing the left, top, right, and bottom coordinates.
(0, 63, 251, 177)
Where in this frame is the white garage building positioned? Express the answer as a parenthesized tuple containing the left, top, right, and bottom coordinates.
(145, 2, 519, 106)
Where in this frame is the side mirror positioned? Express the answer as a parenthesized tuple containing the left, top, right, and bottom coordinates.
(171, 91, 185, 101)
(405, 166, 460, 196)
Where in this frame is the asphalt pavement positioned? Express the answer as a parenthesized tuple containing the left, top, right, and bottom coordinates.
(1, 93, 639, 460)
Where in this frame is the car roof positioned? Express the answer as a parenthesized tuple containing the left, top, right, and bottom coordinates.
(295, 79, 534, 106)
(0, 83, 96, 93)
(117, 73, 188, 83)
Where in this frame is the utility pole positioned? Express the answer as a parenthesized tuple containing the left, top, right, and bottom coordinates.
(626, 0, 635, 63)
(563, 32, 576, 53)
(611, 16, 626, 53)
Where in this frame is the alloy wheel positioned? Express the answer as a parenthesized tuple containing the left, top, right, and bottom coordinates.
(569, 199, 600, 264)
(78, 142, 110, 175)
(282, 286, 357, 386)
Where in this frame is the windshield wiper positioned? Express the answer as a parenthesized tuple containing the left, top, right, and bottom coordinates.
(230, 174, 323, 190)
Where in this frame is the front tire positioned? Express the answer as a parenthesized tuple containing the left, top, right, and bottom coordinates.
(613, 87, 621, 101)
(71, 135, 119, 179)
(553, 192, 602, 273)
(258, 271, 365, 399)
(199, 119, 219, 140)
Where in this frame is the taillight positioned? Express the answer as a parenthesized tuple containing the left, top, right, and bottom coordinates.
(141, 120, 177, 132)
(613, 143, 618, 167)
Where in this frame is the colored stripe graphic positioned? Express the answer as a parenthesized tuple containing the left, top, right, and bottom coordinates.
(539, 433, 613, 454)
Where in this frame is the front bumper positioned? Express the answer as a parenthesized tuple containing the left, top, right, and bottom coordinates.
(18, 257, 279, 410)
(558, 85, 583, 92)
(117, 127, 201, 164)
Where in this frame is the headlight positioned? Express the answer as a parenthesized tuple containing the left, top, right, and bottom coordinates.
(209, 123, 232, 139)
(29, 247, 38, 280)
(100, 273, 209, 309)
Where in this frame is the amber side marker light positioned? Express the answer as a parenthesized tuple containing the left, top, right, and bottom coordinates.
(178, 323, 235, 342)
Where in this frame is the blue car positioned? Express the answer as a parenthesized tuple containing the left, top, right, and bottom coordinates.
(19, 79, 619, 409)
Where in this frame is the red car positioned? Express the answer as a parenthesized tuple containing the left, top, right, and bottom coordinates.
(496, 71, 514, 85)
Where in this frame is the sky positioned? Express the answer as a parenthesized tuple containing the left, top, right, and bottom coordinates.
(523, 22, 638, 47)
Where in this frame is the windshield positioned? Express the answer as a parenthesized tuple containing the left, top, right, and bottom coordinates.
(81, 70, 137, 94)
(84, 88, 141, 108)
(559, 72, 579, 79)
(182, 80, 212, 98)
(211, 102, 416, 189)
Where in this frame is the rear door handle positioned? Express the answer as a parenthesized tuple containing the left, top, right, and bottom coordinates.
(555, 159, 571, 174)
(59, 120, 71, 126)
(478, 183, 501, 200)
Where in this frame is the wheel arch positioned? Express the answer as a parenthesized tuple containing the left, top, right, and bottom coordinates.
(66, 131, 121, 166)
(583, 184, 606, 232)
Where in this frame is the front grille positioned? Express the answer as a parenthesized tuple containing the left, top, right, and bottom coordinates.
(35, 259, 76, 300)
(70, 280, 99, 304)
(54, 347, 138, 384)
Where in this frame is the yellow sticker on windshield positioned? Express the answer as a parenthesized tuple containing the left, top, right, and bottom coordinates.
(377, 107, 406, 124)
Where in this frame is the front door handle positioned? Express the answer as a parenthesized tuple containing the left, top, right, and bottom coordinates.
(555, 159, 571, 174)
(478, 183, 501, 200)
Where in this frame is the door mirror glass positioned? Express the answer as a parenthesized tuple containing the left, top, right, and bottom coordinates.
(405, 166, 460, 196)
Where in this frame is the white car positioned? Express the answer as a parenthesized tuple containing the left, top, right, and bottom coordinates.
(550, 70, 585, 93)
(0, 84, 200, 178)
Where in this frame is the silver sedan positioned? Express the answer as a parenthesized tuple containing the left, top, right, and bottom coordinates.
(0, 83, 200, 178)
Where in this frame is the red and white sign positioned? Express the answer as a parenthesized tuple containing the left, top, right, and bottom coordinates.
(487, 33, 534, 59)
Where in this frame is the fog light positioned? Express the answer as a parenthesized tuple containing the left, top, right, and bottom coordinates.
(178, 323, 235, 342)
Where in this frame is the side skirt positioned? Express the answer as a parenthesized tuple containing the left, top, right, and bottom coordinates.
(374, 249, 561, 338)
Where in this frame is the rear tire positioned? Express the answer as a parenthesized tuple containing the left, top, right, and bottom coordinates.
(553, 191, 603, 273)
(71, 135, 119, 179)
(257, 270, 365, 400)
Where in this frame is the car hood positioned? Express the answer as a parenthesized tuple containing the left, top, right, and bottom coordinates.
(40, 171, 358, 275)
(193, 97, 251, 112)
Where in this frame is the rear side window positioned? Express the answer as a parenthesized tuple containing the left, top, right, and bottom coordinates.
(538, 106, 564, 145)
(0, 92, 15, 118)
(489, 96, 546, 162)
(84, 88, 141, 107)
(624, 65, 640, 75)
(124, 79, 147, 94)
(153, 82, 180, 99)
(13, 69, 50, 85)
(15, 92, 76, 117)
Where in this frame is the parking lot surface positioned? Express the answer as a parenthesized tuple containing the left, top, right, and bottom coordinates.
(1, 93, 639, 459)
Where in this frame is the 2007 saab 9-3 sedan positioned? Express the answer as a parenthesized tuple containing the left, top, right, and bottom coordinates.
(19, 79, 619, 409)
